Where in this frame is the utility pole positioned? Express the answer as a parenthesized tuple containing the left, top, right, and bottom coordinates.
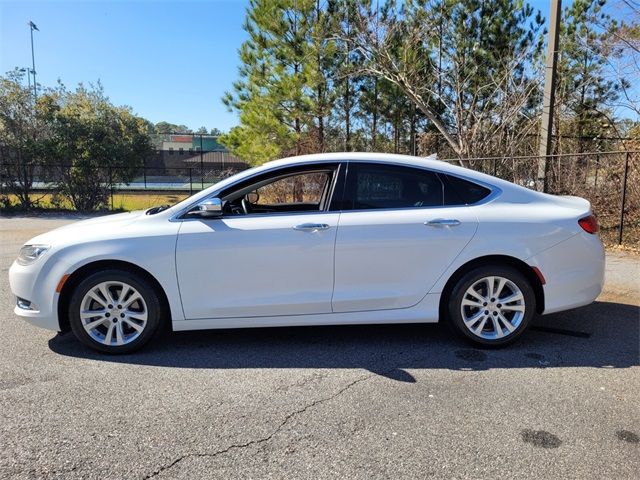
(537, 0, 562, 192)
(28, 21, 39, 101)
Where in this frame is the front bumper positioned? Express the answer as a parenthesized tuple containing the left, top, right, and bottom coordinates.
(9, 260, 63, 331)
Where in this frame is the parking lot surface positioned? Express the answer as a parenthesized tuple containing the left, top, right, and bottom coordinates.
(1, 215, 638, 479)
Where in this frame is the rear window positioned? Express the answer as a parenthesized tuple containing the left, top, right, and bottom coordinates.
(441, 174, 492, 205)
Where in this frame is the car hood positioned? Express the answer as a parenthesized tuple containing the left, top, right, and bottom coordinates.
(24, 211, 147, 247)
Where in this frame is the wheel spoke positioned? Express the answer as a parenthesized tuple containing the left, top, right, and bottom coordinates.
(115, 322, 125, 345)
(123, 318, 144, 332)
(123, 293, 143, 309)
(80, 309, 106, 320)
(491, 316, 504, 338)
(494, 277, 507, 298)
(87, 291, 108, 308)
(501, 304, 525, 312)
(462, 298, 484, 308)
(485, 276, 495, 297)
(498, 313, 515, 333)
(464, 310, 484, 327)
(472, 316, 488, 335)
(117, 285, 131, 304)
(125, 309, 147, 322)
(98, 283, 115, 305)
(103, 323, 115, 345)
(466, 288, 486, 303)
(84, 317, 107, 330)
(500, 292, 523, 304)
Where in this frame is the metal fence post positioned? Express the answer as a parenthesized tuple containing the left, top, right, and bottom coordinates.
(108, 166, 114, 211)
(584, 156, 589, 185)
(617, 152, 630, 245)
(200, 134, 204, 190)
(189, 168, 193, 196)
(143, 157, 147, 189)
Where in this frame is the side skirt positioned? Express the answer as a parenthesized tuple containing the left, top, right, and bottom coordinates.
(173, 293, 440, 331)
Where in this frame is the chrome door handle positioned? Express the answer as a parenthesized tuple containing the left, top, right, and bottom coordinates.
(293, 223, 330, 232)
(425, 219, 461, 227)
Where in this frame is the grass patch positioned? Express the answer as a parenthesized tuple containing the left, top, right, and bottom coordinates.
(2, 192, 190, 212)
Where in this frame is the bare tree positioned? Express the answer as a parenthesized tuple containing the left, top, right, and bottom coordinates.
(600, 0, 640, 117)
(338, 0, 545, 164)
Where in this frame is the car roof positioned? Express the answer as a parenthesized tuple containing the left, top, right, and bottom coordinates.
(262, 152, 441, 170)
(260, 152, 528, 193)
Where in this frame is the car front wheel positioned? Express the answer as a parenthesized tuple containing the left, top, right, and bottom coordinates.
(448, 265, 536, 347)
(68, 269, 164, 353)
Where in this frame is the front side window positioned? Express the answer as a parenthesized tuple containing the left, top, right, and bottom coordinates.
(221, 167, 336, 215)
(344, 163, 444, 210)
(254, 172, 329, 206)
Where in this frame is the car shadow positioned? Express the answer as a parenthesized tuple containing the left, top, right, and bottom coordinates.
(48, 300, 639, 382)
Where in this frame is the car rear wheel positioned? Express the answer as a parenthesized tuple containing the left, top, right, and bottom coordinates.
(448, 265, 536, 347)
(68, 269, 164, 353)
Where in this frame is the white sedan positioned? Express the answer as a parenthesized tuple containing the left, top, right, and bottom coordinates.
(9, 153, 605, 353)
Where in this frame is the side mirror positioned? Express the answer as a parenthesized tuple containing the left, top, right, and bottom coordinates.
(192, 198, 223, 217)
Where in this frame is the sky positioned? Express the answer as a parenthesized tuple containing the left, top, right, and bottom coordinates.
(0, 0, 249, 132)
(1, 0, 559, 133)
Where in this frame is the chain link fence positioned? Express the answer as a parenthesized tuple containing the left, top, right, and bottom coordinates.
(1, 149, 638, 246)
(445, 151, 639, 245)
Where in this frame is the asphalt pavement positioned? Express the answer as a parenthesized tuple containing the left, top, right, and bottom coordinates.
(1, 215, 638, 479)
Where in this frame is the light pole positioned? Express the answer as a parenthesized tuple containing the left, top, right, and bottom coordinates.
(28, 21, 39, 101)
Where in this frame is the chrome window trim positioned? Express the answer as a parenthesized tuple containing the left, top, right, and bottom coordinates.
(170, 159, 501, 221)
(341, 160, 501, 212)
(171, 162, 342, 222)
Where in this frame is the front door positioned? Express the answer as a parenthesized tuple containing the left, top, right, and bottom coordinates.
(176, 165, 341, 319)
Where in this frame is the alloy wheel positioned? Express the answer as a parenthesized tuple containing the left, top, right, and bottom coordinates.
(79, 281, 148, 346)
(460, 275, 526, 340)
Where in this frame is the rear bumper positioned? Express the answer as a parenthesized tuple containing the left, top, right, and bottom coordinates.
(527, 232, 605, 314)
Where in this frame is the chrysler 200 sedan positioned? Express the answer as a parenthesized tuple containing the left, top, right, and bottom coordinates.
(9, 153, 605, 353)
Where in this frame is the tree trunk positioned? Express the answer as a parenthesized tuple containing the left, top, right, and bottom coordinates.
(372, 77, 378, 150)
(345, 77, 351, 152)
(410, 104, 416, 155)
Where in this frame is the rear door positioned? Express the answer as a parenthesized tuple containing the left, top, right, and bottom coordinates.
(331, 162, 479, 313)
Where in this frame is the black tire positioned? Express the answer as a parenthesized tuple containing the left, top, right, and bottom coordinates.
(68, 268, 165, 354)
(447, 265, 536, 347)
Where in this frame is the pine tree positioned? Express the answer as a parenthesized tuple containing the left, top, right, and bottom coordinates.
(221, 0, 317, 164)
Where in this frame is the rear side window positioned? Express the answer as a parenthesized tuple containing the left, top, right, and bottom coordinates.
(343, 163, 444, 210)
(441, 174, 492, 205)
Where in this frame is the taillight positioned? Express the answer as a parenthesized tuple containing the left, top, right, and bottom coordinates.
(578, 214, 599, 234)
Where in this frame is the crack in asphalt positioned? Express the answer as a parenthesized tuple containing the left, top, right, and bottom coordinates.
(142, 372, 375, 479)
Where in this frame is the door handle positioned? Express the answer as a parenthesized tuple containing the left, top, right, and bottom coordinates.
(293, 223, 330, 232)
(425, 219, 461, 227)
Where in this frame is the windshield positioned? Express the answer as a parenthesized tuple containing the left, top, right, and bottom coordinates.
(163, 163, 274, 215)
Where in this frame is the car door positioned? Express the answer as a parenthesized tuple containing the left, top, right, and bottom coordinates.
(176, 164, 342, 319)
(332, 162, 479, 313)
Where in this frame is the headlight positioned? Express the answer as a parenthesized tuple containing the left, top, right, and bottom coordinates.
(17, 244, 50, 266)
